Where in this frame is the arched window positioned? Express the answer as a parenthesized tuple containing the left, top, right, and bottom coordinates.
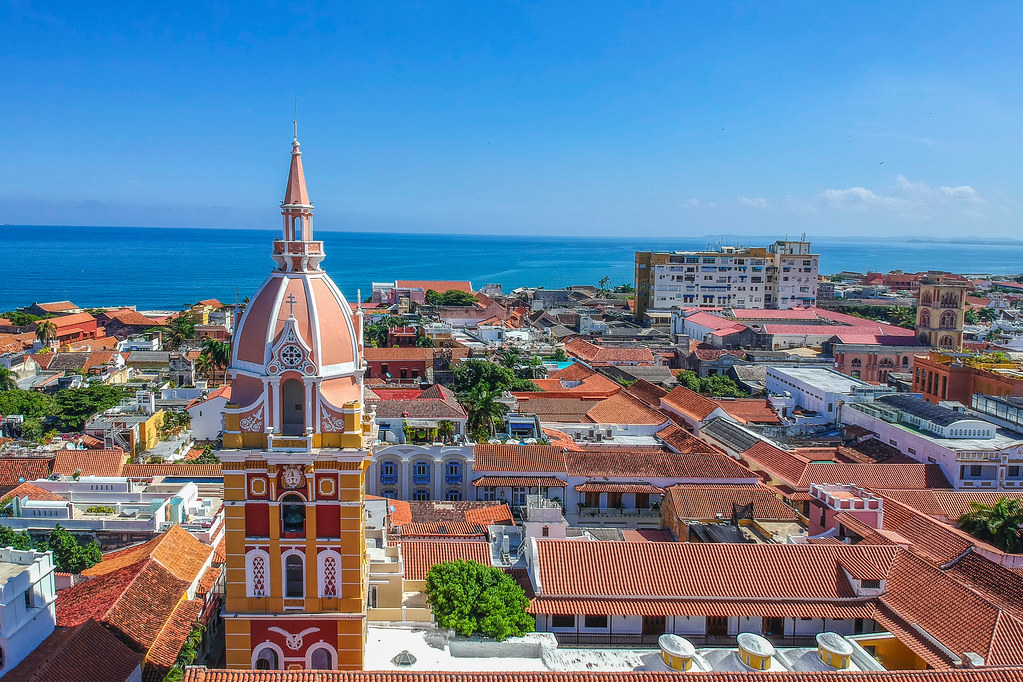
(939, 335, 955, 349)
(446, 488, 462, 501)
(940, 311, 956, 329)
(318, 550, 341, 597)
(941, 292, 959, 306)
(413, 488, 430, 501)
(918, 331, 930, 345)
(245, 549, 270, 597)
(281, 494, 305, 537)
(920, 291, 932, 306)
(902, 356, 909, 368)
(381, 489, 397, 498)
(254, 646, 279, 670)
(413, 460, 430, 482)
(919, 308, 931, 327)
(380, 460, 398, 484)
(851, 370, 861, 379)
(309, 645, 336, 670)
(880, 358, 894, 369)
(851, 358, 862, 368)
(285, 553, 304, 598)
(281, 378, 305, 435)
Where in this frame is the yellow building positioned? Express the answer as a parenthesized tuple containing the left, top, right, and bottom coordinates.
(220, 129, 375, 671)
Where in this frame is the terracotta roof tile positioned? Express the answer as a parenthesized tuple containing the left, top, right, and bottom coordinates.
(212, 536, 226, 564)
(548, 363, 596, 381)
(399, 521, 487, 537)
(534, 539, 897, 601)
(180, 669, 1023, 682)
(656, 424, 721, 454)
(661, 385, 721, 421)
(662, 484, 798, 521)
(564, 338, 656, 365)
(566, 449, 752, 480)
(364, 347, 436, 361)
(82, 525, 212, 583)
(5, 482, 67, 502)
(472, 445, 567, 473)
(584, 392, 668, 425)
(7, 619, 143, 682)
(621, 529, 674, 542)
(575, 482, 663, 494)
(715, 398, 781, 424)
(51, 449, 126, 477)
(144, 598, 204, 677)
(0, 456, 53, 488)
(121, 463, 223, 478)
(472, 475, 566, 488)
(196, 566, 222, 597)
(396, 280, 473, 293)
(399, 540, 492, 581)
(398, 501, 513, 527)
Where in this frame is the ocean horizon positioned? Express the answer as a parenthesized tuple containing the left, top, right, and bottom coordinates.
(3, 224, 1022, 313)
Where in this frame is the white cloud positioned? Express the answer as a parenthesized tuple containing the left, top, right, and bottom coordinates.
(682, 198, 715, 209)
(739, 196, 770, 208)
(820, 176, 983, 219)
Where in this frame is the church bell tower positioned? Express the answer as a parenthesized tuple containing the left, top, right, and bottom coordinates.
(219, 128, 375, 671)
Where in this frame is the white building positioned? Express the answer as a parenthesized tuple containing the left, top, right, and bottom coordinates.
(186, 386, 232, 441)
(766, 366, 894, 424)
(0, 548, 56, 677)
(843, 394, 1023, 490)
(369, 444, 475, 501)
(645, 240, 819, 312)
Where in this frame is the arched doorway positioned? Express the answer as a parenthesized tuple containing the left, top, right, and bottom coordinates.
(282, 379, 305, 435)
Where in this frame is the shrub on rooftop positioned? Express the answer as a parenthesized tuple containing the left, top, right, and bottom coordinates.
(425, 560, 534, 641)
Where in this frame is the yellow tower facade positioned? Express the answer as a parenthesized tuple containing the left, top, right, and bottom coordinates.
(916, 275, 968, 351)
(220, 129, 375, 671)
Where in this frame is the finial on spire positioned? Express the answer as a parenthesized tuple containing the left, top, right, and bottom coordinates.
(292, 98, 300, 150)
(357, 289, 364, 313)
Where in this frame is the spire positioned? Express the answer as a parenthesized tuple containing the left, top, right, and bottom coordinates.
(283, 119, 310, 206)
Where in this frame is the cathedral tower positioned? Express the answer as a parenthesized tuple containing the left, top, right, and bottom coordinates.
(916, 275, 968, 351)
(220, 128, 375, 671)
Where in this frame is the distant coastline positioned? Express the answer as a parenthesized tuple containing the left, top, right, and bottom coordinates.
(2, 224, 1022, 312)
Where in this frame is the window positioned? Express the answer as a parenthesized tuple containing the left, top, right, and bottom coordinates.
(551, 615, 574, 628)
(24, 589, 32, 609)
(542, 526, 550, 537)
(446, 488, 462, 501)
(861, 579, 881, 589)
(1009, 466, 1021, 478)
(310, 647, 333, 670)
(413, 488, 430, 501)
(584, 615, 608, 629)
(255, 647, 279, 670)
(285, 554, 304, 598)
(281, 494, 306, 536)
(246, 550, 270, 597)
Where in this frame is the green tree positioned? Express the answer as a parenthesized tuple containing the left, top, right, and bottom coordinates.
(461, 385, 509, 440)
(426, 289, 478, 307)
(437, 420, 455, 443)
(965, 308, 981, 325)
(363, 322, 390, 348)
(959, 498, 1023, 553)
(551, 347, 568, 362)
(54, 384, 127, 431)
(200, 339, 231, 385)
(979, 307, 999, 323)
(0, 367, 16, 392)
(676, 370, 702, 392)
(193, 444, 221, 464)
(0, 524, 33, 549)
(0, 389, 57, 420)
(496, 348, 521, 370)
(40, 524, 103, 573)
(424, 560, 534, 641)
(416, 335, 435, 348)
(597, 276, 611, 295)
(676, 370, 746, 397)
(0, 311, 42, 326)
(452, 359, 517, 393)
(517, 355, 547, 380)
(35, 320, 58, 347)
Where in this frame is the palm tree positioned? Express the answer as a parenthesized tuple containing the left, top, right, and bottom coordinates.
(194, 354, 215, 385)
(364, 322, 389, 348)
(437, 420, 455, 443)
(959, 498, 1023, 553)
(0, 367, 16, 392)
(496, 348, 520, 370)
(521, 355, 547, 379)
(460, 386, 509, 440)
(201, 339, 231, 384)
(35, 320, 58, 348)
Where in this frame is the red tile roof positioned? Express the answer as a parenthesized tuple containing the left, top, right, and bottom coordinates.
(5, 482, 67, 502)
(564, 338, 656, 365)
(82, 525, 212, 583)
(884, 490, 1023, 523)
(583, 392, 668, 425)
(106, 309, 161, 326)
(0, 456, 53, 488)
(212, 536, 226, 564)
(575, 482, 664, 494)
(399, 521, 487, 537)
(548, 363, 597, 381)
(145, 598, 204, 677)
(35, 300, 80, 313)
(656, 424, 721, 454)
(683, 311, 749, 336)
(180, 670, 1023, 682)
(714, 398, 781, 424)
(621, 529, 674, 542)
(661, 385, 721, 421)
(51, 449, 126, 477)
(49, 312, 97, 329)
(399, 540, 492, 581)
(472, 475, 567, 488)
(196, 566, 222, 597)
(662, 484, 798, 521)
(472, 445, 567, 473)
(121, 463, 223, 478)
(7, 619, 143, 682)
(397, 280, 473, 293)
(364, 347, 436, 361)
(534, 538, 897, 601)
(566, 449, 752, 480)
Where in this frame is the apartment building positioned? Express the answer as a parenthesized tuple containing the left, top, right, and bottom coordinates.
(634, 240, 819, 320)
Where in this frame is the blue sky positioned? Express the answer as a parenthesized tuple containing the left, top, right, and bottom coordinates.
(2, 1, 1021, 238)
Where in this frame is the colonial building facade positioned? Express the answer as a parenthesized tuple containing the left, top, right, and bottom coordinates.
(219, 129, 376, 671)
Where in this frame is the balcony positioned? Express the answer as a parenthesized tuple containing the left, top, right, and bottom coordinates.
(445, 473, 463, 485)
(577, 507, 660, 518)
(379, 473, 398, 485)
(412, 473, 431, 485)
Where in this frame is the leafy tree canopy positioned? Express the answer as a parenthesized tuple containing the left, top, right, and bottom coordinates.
(0, 389, 57, 420)
(425, 560, 534, 641)
(0, 311, 44, 326)
(676, 370, 746, 398)
(54, 384, 127, 431)
(959, 498, 1023, 553)
(426, 289, 478, 307)
(0, 524, 102, 573)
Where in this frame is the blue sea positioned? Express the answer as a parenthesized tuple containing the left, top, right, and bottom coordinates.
(2, 225, 1022, 312)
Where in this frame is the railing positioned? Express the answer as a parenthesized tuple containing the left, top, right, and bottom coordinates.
(445, 473, 463, 485)
(412, 474, 431, 485)
(273, 241, 323, 255)
(552, 633, 822, 649)
(576, 507, 660, 518)
(379, 474, 398, 485)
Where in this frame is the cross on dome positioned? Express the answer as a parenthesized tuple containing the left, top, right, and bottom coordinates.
(285, 293, 298, 318)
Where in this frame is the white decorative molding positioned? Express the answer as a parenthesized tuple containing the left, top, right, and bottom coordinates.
(267, 626, 320, 651)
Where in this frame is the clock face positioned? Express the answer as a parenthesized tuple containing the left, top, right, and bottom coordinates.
(282, 465, 304, 489)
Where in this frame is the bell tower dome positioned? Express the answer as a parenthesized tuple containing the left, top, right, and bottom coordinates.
(220, 130, 374, 672)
